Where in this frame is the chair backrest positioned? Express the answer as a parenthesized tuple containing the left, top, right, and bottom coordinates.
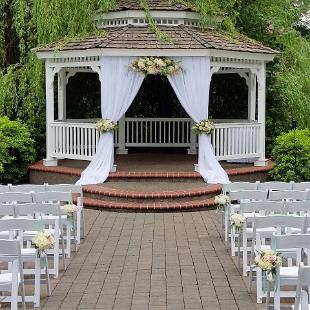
(0, 239, 21, 258)
(9, 184, 47, 193)
(224, 182, 259, 193)
(258, 181, 293, 191)
(0, 192, 33, 203)
(0, 218, 42, 232)
(286, 201, 310, 214)
(14, 203, 61, 218)
(240, 201, 285, 214)
(269, 190, 309, 201)
(33, 191, 72, 204)
(229, 190, 268, 202)
(0, 203, 16, 217)
(293, 182, 310, 191)
(253, 215, 306, 231)
(0, 185, 10, 194)
(294, 262, 310, 310)
(45, 184, 82, 195)
(272, 234, 310, 252)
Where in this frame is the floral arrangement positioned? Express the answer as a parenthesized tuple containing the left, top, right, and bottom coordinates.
(32, 231, 55, 257)
(62, 204, 79, 216)
(214, 194, 229, 212)
(192, 120, 214, 135)
(131, 56, 181, 76)
(255, 250, 282, 282)
(96, 119, 118, 133)
(230, 213, 245, 231)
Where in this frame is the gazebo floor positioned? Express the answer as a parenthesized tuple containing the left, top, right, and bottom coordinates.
(29, 153, 273, 211)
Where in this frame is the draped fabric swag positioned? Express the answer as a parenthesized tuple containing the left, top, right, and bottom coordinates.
(76, 56, 229, 185)
(76, 57, 144, 185)
(168, 57, 229, 184)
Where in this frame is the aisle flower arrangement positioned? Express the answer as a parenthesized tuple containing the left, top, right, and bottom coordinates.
(230, 213, 245, 231)
(255, 250, 282, 282)
(192, 120, 214, 135)
(214, 193, 229, 211)
(32, 231, 55, 257)
(131, 56, 181, 76)
(96, 119, 118, 133)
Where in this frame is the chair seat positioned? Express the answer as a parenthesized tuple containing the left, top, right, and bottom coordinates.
(24, 229, 59, 237)
(0, 273, 20, 285)
(21, 248, 37, 256)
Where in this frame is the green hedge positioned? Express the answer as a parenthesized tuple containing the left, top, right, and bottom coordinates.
(270, 129, 310, 182)
(0, 117, 35, 184)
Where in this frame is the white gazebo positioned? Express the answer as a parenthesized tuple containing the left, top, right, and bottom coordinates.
(35, 0, 278, 185)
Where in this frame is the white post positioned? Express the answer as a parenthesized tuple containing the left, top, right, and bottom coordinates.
(43, 62, 58, 167)
(116, 116, 128, 154)
(248, 71, 256, 121)
(255, 63, 268, 167)
(57, 69, 66, 121)
(188, 119, 197, 155)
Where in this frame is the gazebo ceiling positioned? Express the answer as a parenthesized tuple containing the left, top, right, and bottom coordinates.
(35, 25, 277, 54)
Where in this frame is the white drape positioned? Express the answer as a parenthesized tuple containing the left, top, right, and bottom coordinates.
(168, 57, 229, 184)
(76, 57, 144, 185)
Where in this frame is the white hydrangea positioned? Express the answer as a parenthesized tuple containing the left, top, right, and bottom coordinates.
(62, 203, 79, 216)
(214, 194, 229, 205)
(32, 231, 54, 252)
(230, 213, 245, 230)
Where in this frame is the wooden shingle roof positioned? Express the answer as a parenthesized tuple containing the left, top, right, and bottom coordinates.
(114, 0, 194, 11)
(35, 25, 278, 54)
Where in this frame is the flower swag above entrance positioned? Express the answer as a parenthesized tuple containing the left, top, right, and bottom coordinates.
(76, 56, 229, 186)
(131, 56, 181, 76)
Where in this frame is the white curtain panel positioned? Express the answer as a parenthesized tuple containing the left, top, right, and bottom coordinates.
(76, 57, 144, 185)
(168, 57, 229, 184)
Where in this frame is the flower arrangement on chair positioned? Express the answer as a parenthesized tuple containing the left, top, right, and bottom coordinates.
(255, 250, 282, 282)
(192, 120, 214, 135)
(62, 204, 79, 217)
(131, 56, 181, 76)
(230, 213, 246, 231)
(32, 231, 55, 257)
(96, 119, 118, 133)
(214, 193, 229, 211)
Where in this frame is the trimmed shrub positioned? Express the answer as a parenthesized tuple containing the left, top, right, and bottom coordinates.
(0, 117, 35, 184)
(269, 129, 310, 182)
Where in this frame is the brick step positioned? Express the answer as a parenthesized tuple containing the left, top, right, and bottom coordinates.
(82, 184, 221, 203)
(82, 196, 216, 211)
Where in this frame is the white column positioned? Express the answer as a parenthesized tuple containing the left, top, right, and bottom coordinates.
(43, 62, 58, 167)
(116, 116, 128, 154)
(188, 119, 197, 155)
(255, 63, 268, 166)
(57, 69, 66, 121)
(248, 71, 257, 121)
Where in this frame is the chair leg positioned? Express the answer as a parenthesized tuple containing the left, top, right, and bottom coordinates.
(34, 256, 40, 308)
(66, 221, 71, 258)
(243, 231, 248, 276)
(45, 256, 51, 296)
(60, 230, 66, 271)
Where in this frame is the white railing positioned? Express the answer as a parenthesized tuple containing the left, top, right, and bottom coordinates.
(49, 118, 261, 161)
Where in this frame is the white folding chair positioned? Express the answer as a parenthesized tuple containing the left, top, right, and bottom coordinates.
(0, 185, 10, 193)
(223, 182, 259, 194)
(240, 201, 285, 276)
(293, 182, 310, 191)
(33, 191, 75, 257)
(293, 262, 310, 310)
(9, 184, 47, 193)
(269, 190, 309, 202)
(0, 218, 50, 307)
(0, 239, 25, 310)
(0, 204, 16, 239)
(0, 192, 33, 204)
(15, 203, 65, 278)
(227, 190, 268, 255)
(45, 184, 84, 242)
(249, 215, 306, 303)
(258, 181, 294, 191)
(271, 234, 310, 310)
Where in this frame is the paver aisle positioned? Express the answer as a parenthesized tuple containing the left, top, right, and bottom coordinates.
(40, 209, 262, 310)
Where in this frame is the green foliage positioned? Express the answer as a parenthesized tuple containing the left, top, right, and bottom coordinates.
(0, 116, 35, 184)
(270, 129, 310, 182)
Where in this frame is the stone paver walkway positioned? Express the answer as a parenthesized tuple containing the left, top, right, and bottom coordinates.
(37, 209, 262, 310)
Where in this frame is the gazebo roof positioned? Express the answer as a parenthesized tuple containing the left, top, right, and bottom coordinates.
(35, 25, 277, 54)
(114, 0, 194, 12)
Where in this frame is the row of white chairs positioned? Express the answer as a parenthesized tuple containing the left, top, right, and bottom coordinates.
(223, 182, 310, 309)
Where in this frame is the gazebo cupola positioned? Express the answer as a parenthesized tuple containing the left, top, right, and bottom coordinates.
(35, 0, 278, 185)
